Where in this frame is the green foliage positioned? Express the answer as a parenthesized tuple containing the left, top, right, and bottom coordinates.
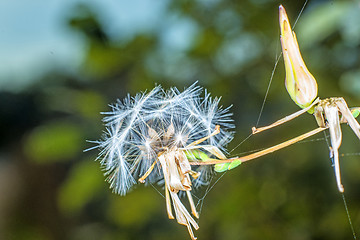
(297, 2, 350, 48)
(24, 121, 83, 163)
(2, 0, 360, 240)
(107, 188, 162, 228)
(58, 159, 104, 215)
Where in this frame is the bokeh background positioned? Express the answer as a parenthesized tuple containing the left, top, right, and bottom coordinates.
(1, 0, 360, 239)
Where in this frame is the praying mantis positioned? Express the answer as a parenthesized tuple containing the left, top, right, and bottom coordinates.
(252, 5, 360, 193)
(191, 5, 360, 194)
(95, 4, 360, 240)
(179, 4, 360, 238)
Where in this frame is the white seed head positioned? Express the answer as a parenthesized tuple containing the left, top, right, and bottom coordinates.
(95, 82, 234, 195)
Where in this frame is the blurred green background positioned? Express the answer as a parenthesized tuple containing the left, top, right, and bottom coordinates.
(1, 0, 360, 239)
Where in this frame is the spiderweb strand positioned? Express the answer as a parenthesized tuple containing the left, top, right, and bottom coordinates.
(255, 54, 281, 127)
(293, 0, 308, 28)
(341, 193, 357, 239)
(195, 3, 359, 236)
(341, 153, 360, 157)
(255, 0, 308, 128)
(229, 135, 328, 159)
(196, 0, 312, 215)
(229, 133, 253, 154)
(150, 183, 165, 198)
(323, 132, 358, 239)
(195, 172, 227, 218)
(254, 1, 357, 239)
(191, 127, 326, 165)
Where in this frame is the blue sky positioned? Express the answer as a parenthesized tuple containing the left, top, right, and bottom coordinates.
(4, 0, 357, 94)
(0, 0, 170, 90)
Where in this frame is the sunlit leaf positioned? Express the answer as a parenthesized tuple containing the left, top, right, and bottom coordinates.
(297, 2, 350, 47)
(107, 188, 162, 227)
(58, 160, 104, 215)
(24, 121, 83, 163)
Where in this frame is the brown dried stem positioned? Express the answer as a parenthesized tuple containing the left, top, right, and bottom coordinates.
(189, 127, 327, 166)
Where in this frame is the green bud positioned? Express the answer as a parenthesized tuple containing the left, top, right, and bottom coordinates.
(214, 160, 242, 172)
